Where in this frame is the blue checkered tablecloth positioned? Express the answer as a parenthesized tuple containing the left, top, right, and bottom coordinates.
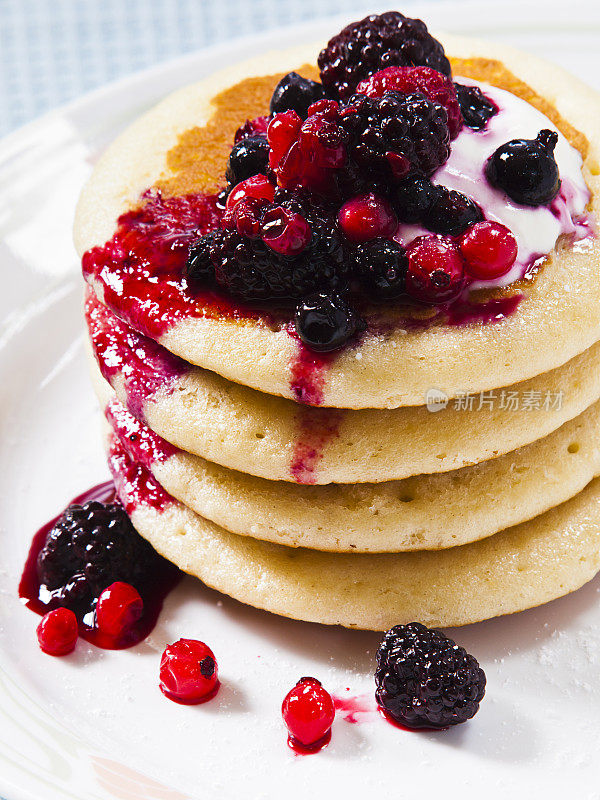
(0, 0, 441, 136)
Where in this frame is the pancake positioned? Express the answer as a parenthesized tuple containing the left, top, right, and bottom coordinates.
(75, 35, 600, 409)
(98, 375, 600, 552)
(106, 431, 600, 630)
(85, 298, 600, 484)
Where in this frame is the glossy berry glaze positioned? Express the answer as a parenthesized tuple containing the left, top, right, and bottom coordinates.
(105, 397, 179, 472)
(83, 190, 243, 340)
(19, 478, 180, 650)
(89, 295, 341, 484)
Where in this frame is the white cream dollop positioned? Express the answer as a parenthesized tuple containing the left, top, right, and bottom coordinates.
(396, 78, 591, 288)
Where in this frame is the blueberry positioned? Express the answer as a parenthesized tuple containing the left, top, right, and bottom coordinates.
(295, 292, 362, 352)
(225, 135, 270, 187)
(454, 82, 498, 131)
(423, 186, 483, 236)
(269, 72, 326, 118)
(485, 129, 561, 206)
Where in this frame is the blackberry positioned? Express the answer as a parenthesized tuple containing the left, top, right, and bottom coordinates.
(423, 186, 483, 236)
(352, 239, 407, 299)
(486, 129, 561, 207)
(185, 229, 222, 284)
(454, 82, 498, 131)
(393, 173, 437, 223)
(375, 622, 486, 729)
(270, 72, 326, 118)
(338, 92, 450, 195)
(295, 292, 362, 352)
(318, 12, 451, 101)
(37, 501, 164, 617)
(226, 135, 270, 187)
(187, 191, 347, 302)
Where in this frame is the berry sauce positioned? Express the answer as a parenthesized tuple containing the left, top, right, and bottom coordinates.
(332, 692, 377, 723)
(86, 290, 189, 421)
(105, 397, 179, 471)
(107, 434, 173, 515)
(290, 407, 342, 484)
(82, 190, 271, 341)
(19, 479, 180, 650)
(287, 730, 332, 755)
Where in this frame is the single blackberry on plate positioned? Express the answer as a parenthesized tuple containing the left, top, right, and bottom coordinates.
(486, 129, 561, 206)
(318, 12, 451, 100)
(393, 173, 437, 223)
(454, 82, 498, 131)
(226, 135, 270, 187)
(338, 92, 451, 194)
(295, 291, 363, 352)
(187, 190, 347, 302)
(37, 501, 163, 617)
(423, 186, 483, 236)
(270, 72, 326, 118)
(352, 238, 408, 299)
(375, 622, 486, 729)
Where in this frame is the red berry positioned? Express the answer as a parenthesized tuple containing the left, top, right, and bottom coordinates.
(96, 581, 144, 639)
(223, 196, 270, 238)
(338, 193, 397, 243)
(282, 677, 335, 747)
(226, 175, 275, 211)
(261, 206, 311, 255)
(459, 221, 518, 280)
(160, 639, 219, 704)
(37, 608, 78, 656)
(405, 235, 465, 303)
(268, 110, 303, 169)
(234, 115, 269, 143)
(356, 66, 463, 139)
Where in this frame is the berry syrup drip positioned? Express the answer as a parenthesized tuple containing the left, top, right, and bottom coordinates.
(445, 293, 523, 326)
(107, 434, 173, 515)
(290, 406, 342, 485)
(288, 337, 336, 406)
(82, 189, 268, 341)
(19, 481, 180, 650)
(105, 397, 179, 471)
(86, 290, 188, 421)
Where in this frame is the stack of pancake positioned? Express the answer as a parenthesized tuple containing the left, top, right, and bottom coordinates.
(76, 35, 600, 630)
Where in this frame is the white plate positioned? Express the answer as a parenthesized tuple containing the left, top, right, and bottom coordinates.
(2, 3, 600, 798)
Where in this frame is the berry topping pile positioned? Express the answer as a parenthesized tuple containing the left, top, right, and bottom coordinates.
(178, 11, 560, 352)
(317, 12, 451, 100)
(187, 188, 346, 301)
(375, 622, 486, 729)
(36, 500, 171, 627)
(67, 7, 569, 359)
(282, 677, 336, 749)
(486, 129, 561, 206)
